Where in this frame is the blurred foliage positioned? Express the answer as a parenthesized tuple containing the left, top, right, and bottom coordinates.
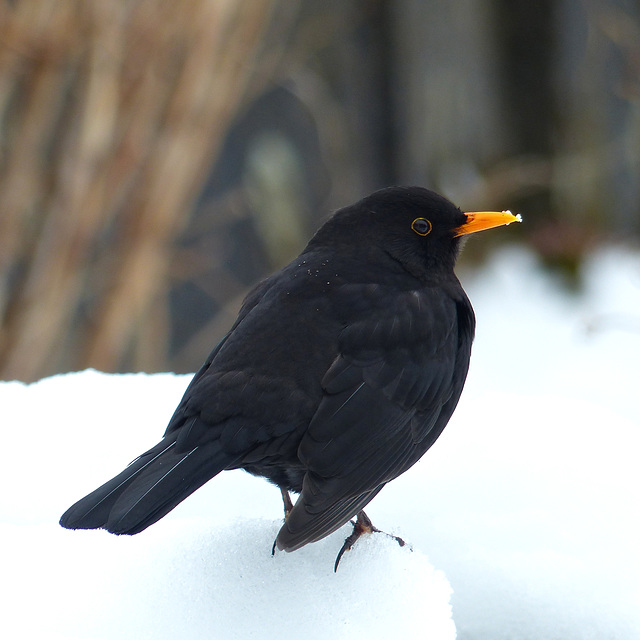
(0, 0, 298, 380)
(0, 0, 638, 380)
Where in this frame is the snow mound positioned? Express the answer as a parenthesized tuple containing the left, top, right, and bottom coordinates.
(1, 370, 454, 640)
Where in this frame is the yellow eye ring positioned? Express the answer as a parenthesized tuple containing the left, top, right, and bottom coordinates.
(411, 217, 432, 236)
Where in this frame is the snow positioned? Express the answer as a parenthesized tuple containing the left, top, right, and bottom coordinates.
(501, 210, 523, 224)
(2, 246, 639, 639)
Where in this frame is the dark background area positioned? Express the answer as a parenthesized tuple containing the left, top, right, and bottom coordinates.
(1, 0, 638, 381)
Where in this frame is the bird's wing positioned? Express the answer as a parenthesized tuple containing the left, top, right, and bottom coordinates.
(162, 272, 278, 441)
(277, 284, 474, 551)
(162, 270, 329, 457)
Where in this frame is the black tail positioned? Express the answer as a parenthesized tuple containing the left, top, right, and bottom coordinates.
(60, 437, 236, 535)
(275, 480, 385, 552)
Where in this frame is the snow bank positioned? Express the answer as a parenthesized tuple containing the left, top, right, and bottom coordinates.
(2, 374, 454, 640)
(1, 246, 639, 639)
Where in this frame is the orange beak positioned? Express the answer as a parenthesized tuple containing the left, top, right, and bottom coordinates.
(454, 210, 522, 237)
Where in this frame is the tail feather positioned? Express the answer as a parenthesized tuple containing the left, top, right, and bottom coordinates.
(105, 442, 233, 534)
(275, 484, 384, 552)
(60, 438, 235, 534)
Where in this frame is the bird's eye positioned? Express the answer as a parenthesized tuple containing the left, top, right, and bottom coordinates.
(411, 218, 432, 236)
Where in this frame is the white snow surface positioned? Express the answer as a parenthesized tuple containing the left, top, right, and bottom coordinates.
(1, 246, 639, 639)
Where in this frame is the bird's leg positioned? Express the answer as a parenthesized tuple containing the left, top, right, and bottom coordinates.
(334, 510, 406, 572)
(280, 487, 294, 520)
(272, 487, 295, 557)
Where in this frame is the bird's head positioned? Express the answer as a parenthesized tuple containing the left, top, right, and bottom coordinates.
(309, 186, 521, 278)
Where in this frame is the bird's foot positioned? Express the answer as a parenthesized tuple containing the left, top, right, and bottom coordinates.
(334, 510, 406, 572)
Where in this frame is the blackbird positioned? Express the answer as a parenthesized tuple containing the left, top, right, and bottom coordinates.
(60, 186, 521, 568)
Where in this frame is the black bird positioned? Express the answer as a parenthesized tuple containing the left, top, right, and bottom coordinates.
(60, 186, 520, 567)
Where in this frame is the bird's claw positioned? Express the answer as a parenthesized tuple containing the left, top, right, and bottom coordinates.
(333, 511, 406, 571)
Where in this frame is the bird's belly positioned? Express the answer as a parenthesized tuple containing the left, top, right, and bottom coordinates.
(243, 460, 306, 493)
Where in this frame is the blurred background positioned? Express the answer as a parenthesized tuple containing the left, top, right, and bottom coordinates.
(0, 0, 638, 382)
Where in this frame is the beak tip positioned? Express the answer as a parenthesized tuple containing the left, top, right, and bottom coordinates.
(503, 210, 523, 224)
